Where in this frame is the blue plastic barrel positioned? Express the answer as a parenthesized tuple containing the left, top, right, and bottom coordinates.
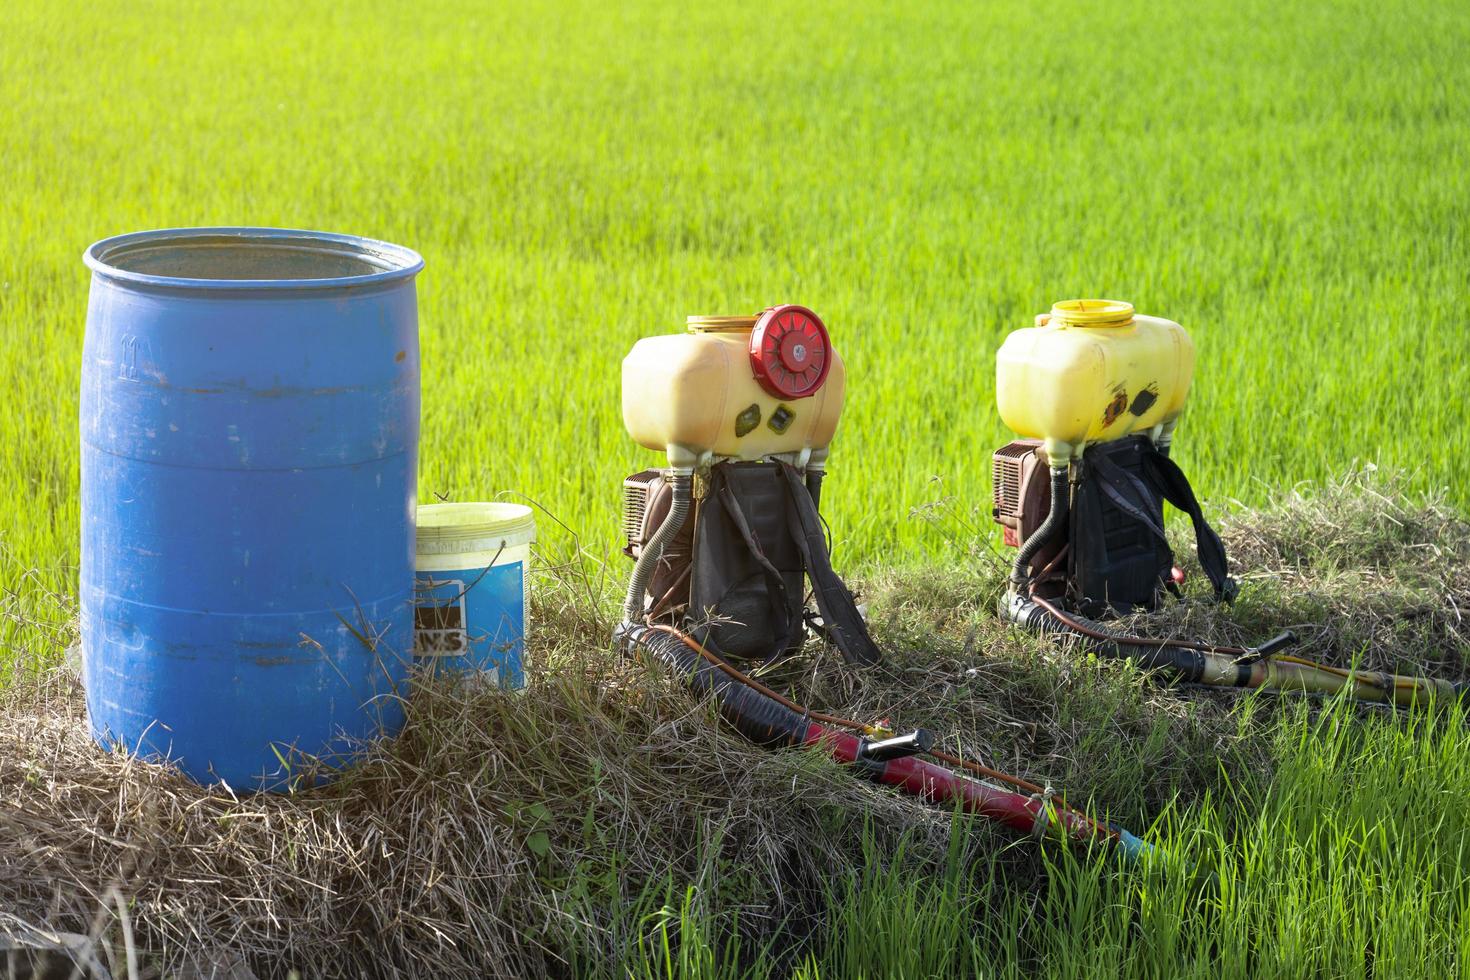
(80, 228, 422, 790)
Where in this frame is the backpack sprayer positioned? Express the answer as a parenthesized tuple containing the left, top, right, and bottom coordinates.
(615, 305, 1146, 856)
(995, 299, 1466, 707)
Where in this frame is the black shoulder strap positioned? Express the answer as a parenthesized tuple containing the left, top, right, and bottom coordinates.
(715, 477, 799, 655)
(1142, 449, 1238, 603)
(1088, 449, 1169, 545)
(778, 463, 883, 666)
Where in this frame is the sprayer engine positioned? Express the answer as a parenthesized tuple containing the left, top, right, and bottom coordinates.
(618, 305, 879, 665)
(993, 300, 1236, 616)
(990, 300, 1470, 709)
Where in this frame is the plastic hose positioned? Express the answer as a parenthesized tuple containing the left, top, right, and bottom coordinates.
(1005, 593, 1208, 681)
(1029, 589, 1251, 657)
(806, 469, 825, 511)
(621, 471, 693, 624)
(649, 624, 1077, 806)
(1007, 593, 1467, 707)
(621, 621, 1149, 859)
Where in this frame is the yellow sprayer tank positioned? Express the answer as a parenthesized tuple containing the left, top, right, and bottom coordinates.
(622, 307, 846, 467)
(996, 299, 1194, 464)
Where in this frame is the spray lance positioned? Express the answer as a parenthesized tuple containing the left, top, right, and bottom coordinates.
(993, 299, 1466, 708)
(615, 305, 1149, 858)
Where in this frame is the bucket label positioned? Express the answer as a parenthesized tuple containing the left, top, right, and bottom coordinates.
(413, 561, 527, 689)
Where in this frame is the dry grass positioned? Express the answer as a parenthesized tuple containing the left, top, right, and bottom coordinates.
(2, 470, 1467, 977)
(1222, 465, 1470, 680)
(0, 566, 962, 979)
(1070, 465, 1470, 685)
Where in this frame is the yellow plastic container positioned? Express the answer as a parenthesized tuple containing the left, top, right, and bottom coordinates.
(622, 314, 846, 466)
(995, 300, 1194, 464)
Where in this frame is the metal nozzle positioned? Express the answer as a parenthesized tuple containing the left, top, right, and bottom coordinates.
(857, 729, 936, 762)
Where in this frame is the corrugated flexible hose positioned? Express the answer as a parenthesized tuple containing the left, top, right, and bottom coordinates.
(620, 621, 1148, 858)
(1011, 466, 1069, 588)
(621, 471, 693, 624)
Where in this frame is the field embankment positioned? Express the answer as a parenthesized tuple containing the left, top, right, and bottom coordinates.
(3, 471, 1468, 978)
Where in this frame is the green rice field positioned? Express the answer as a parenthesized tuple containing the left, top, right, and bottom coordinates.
(4, 0, 1468, 576)
(3, 0, 1470, 976)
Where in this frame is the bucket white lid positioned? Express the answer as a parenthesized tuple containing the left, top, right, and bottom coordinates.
(417, 502, 536, 555)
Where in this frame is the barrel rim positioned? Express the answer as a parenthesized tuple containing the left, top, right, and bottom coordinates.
(83, 227, 424, 292)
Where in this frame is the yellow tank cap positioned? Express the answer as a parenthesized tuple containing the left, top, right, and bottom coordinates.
(687, 314, 758, 333)
(1047, 299, 1135, 327)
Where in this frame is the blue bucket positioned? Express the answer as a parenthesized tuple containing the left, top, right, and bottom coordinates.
(414, 503, 536, 688)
